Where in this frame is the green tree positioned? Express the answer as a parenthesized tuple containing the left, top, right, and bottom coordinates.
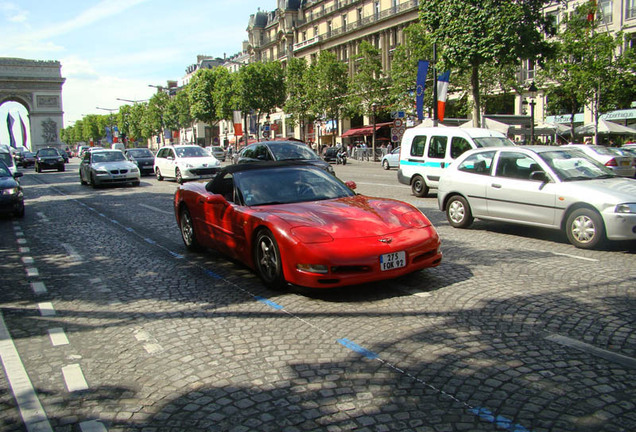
(128, 102, 148, 144)
(188, 68, 220, 127)
(307, 51, 348, 145)
(539, 4, 625, 141)
(146, 91, 170, 145)
(348, 41, 387, 118)
(420, 0, 554, 126)
(284, 57, 311, 141)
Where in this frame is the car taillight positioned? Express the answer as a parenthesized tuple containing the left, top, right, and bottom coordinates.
(605, 158, 618, 167)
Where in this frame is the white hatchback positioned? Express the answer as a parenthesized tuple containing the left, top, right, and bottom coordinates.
(154, 145, 221, 184)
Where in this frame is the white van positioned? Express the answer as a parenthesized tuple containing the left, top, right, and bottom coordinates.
(111, 143, 125, 151)
(398, 127, 514, 197)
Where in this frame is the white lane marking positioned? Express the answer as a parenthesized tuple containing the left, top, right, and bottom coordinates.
(546, 334, 636, 369)
(0, 312, 53, 432)
(61, 243, 83, 262)
(17, 238, 27, 245)
(26, 268, 39, 278)
(134, 329, 164, 354)
(80, 420, 108, 432)
(356, 181, 408, 188)
(62, 364, 89, 392)
(139, 203, 173, 215)
(21, 257, 34, 265)
(36, 212, 50, 222)
(19, 247, 30, 253)
(38, 303, 56, 317)
(48, 328, 69, 346)
(31, 282, 47, 295)
(549, 251, 599, 262)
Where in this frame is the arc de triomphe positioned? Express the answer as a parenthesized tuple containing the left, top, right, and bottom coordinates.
(0, 58, 65, 151)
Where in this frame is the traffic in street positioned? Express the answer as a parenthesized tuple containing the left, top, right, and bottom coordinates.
(0, 157, 634, 431)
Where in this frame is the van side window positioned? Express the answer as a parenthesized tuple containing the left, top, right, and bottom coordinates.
(457, 151, 495, 175)
(450, 137, 472, 159)
(428, 136, 447, 159)
(410, 136, 427, 157)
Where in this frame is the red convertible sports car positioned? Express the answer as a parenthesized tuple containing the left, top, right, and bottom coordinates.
(174, 163, 442, 289)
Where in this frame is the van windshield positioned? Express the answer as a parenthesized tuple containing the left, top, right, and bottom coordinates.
(473, 137, 515, 147)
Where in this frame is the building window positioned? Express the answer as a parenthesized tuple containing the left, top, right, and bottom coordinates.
(599, 0, 613, 24)
(327, 21, 332, 37)
(342, 14, 347, 30)
(375, 1, 380, 19)
(627, 0, 636, 19)
(357, 8, 363, 23)
(302, 31, 306, 41)
(314, 26, 319, 37)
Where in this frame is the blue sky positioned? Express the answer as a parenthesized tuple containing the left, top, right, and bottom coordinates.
(0, 0, 274, 147)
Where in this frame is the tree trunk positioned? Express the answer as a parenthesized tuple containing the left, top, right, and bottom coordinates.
(471, 63, 481, 128)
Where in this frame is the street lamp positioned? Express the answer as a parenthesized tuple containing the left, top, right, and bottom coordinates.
(116, 98, 148, 104)
(528, 81, 538, 144)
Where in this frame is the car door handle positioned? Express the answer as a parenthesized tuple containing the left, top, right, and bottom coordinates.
(491, 183, 502, 189)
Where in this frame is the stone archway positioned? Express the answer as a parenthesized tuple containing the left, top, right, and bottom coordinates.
(0, 58, 65, 151)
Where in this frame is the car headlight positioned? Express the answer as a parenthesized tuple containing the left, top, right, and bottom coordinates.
(57, 157, 63, 162)
(291, 226, 334, 244)
(95, 169, 109, 175)
(399, 210, 431, 228)
(296, 264, 329, 274)
(1, 187, 19, 196)
(615, 203, 636, 214)
(131, 167, 139, 173)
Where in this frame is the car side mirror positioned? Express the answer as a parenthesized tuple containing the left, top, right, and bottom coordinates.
(345, 181, 357, 190)
(530, 171, 548, 182)
(14, 171, 23, 178)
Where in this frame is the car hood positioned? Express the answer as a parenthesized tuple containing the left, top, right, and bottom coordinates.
(0, 176, 19, 188)
(92, 161, 137, 170)
(560, 177, 636, 202)
(178, 157, 220, 166)
(259, 195, 431, 238)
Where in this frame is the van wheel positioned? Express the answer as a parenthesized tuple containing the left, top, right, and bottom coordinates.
(411, 175, 429, 197)
(382, 160, 390, 170)
(156, 168, 163, 181)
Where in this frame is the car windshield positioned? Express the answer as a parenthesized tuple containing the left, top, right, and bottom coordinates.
(0, 161, 10, 177)
(236, 166, 355, 206)
(539, 149, 616, 181)
(270, 143, 320, 161)
(176, 146, 208, 158)
(0, 153, 12, 166)
(473, 137, 516, 147)
(39, 149, 59, 157)
(92, 151, 126, 163)
(128, 149, 153, 158)
(24, 152, 34, 157)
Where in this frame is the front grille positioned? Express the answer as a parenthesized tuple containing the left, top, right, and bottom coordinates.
(331, 265, 371, 274)
(192, 167, 219, 175)
(109, 169, 128, 174)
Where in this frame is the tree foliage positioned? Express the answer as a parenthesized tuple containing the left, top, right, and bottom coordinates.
(348, 41, 387, 118)
(420, 0, 554, 126)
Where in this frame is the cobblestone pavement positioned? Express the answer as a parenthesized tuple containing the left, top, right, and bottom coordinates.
(0, 160, 634, 432)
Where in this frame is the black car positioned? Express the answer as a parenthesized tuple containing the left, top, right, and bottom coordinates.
(58, 149, 70, 163)
(35, 148, 65, 172)
(236, 141, 335, 174)
(323, 147, 338, 163)
(124, 148, 156, 176)
(0, 160, 24, 218)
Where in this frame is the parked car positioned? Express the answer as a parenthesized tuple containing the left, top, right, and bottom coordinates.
(381, 146, 401, 170)
(236, 141, 335, 174)
(0, 146, 18, 176)
(35, 147, 65, 172)
(79, 149, 140, 188)
(398, 127, 515, 197)
(174, 162, 442, 289)
(124, 148, 156, 176)
(0, 160, 24, 218)
(323, 147, 338, 163)
(562, 144, 635, 178)
(437, 146, 636, 249)
(209, 146, 226, 161)
(154, 145, 221, 184)
(18, 152, 36, 168)
(58, 149, 70, 163)
(616, 147, 636, 178)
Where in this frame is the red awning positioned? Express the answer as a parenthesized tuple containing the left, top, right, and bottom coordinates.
(341, 122, 393, 137)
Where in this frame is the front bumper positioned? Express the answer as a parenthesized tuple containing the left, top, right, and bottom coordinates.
(603, 211, 636, 241)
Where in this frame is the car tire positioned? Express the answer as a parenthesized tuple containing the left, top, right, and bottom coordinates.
(132, 180, 141, 187)
(176, 168, 183, 185)
(178, 207, 203, 251)
(90, 173, 99, 189)
(254, 228, 285, 290)
(382, 159, 390, 170)
(156, 168, 163, 181)
(566, 208, 605, 249)
(36, 164, 41, 173)
(58, 166, 65, 172)
(15, 204, 25, 219)
(411, 175, 429, 197)
(446, 195, 474, 228)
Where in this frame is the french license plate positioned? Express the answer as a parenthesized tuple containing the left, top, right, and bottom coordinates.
(380, 251, 406, 271)
(620, 160, 630, 166)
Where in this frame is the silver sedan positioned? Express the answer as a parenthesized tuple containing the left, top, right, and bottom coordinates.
(79, 149, 141, 188)
(438, 146, 636, 249)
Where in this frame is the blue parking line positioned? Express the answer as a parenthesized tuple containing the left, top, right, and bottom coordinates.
(168, 251, 184, 259)
(337, 338, 378, 360)
(205, 270, 222, 279)
(254, 296, 283, 310)
(469, 407, 531, 432)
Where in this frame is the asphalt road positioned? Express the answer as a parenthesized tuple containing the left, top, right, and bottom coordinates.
(0, 158, 634, 432)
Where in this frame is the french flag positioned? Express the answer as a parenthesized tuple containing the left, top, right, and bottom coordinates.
(437, 71, 450, 122)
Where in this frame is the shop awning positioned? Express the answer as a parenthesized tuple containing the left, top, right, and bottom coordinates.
(341, 122, 393, 137)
